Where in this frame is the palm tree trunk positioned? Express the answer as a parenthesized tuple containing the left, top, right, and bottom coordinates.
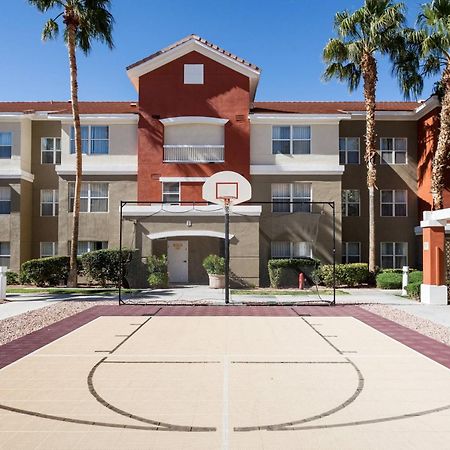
(66, 18, 82, 287)
(432, 64, 450, 210)
(362, 53, 378, 273)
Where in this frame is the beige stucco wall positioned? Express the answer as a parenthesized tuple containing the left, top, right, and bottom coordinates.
(164, 123, 224, 145)
(250, 122, 340, 166)
(340, 120, 419, 267)
(0, 121, 23, 173)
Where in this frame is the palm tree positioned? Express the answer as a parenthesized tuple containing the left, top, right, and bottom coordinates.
(29, 0, 114, 286)
(323, 0, 421, 273)
(407, 0, 450, 210)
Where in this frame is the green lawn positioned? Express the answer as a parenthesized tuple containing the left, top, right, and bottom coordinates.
(231, 289, 347, 296)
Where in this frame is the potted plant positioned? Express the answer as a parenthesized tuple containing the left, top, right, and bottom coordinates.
(202, 254, 225, 289)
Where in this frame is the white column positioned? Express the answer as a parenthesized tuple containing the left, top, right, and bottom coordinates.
(0, 266, 7, 301)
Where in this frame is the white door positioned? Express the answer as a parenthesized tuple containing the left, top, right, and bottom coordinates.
(167, 240, 188, 283)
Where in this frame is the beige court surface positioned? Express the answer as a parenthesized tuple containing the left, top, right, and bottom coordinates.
(1, 315, 450, 449)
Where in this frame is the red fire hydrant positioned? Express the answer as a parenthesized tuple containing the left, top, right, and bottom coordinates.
(298, 272, 305, 290)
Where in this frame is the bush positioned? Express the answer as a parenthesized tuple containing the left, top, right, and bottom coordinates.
(147, 255, 168, 288)
(409, 271, 423, 284)
(316, 263, 369, 287)
(81, 249, 134, 287)
(202, 254, 225, 275)
(21, 256, 71, 287)
(376, 271, 402, 289)
(406, 282, 421, 300)
(6, 271, 19, 285)
(268, 258, 320, 288)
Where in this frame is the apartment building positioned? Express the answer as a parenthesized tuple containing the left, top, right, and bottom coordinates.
(0, 35, 443, 286)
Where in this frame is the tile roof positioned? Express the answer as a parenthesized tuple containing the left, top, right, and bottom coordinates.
(126, 34, 260, 72)
(0, 101, 138, 114)
(251, 101, 421, 114)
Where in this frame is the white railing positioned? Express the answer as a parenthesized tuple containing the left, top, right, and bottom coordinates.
(163, 145, 224, 163)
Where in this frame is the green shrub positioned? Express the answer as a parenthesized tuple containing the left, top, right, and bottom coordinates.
(21, 256, 71, 287)
(81, 249, 134, 287)
(316, 263, 369, 287)
(147, 255, 168, 288)
(406, 282, 421, 300)
(268, 258, 320, 288)
(202, 254, 225, 275)
(6, 271, 19, 285)
(376, 271, 402, 289)
(409, 271, 423, 284)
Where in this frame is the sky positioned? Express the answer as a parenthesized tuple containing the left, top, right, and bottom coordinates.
(0, 0, 440, 102)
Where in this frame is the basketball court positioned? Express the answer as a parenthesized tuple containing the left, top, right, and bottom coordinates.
(1, 305, 450, 449)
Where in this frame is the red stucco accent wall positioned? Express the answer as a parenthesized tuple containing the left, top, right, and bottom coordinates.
(417, 107, 450, 217)
(137, 51, 251, 202)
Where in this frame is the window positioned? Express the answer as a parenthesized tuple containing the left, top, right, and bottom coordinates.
(271, 241, 312, 258)
(342, 242, 361, 263)
(70, 126, 109, 154)
(69, 183, 108, 213)
(381, 242, 407, 269)
(41, 137, 61, 164)
(162, 182, 180, 204)
(0, 242, 10, 267)
(40, 242, 57, 258)
(380, 190, 407, 217)
(272, 126, 311, 155)
(72, 241, 107, 256)
(339, 137, 360, 164)
(40, 190, 59, 216)
(380, 138, 407, 164)
(342, 190, 360, 217)
(184, 64, 204, 84)
(0, 132, 12, 159)
(272, 183, 311, 213)
(0, 187, 11, 214)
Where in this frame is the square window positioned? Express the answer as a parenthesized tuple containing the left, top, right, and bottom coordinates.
(0, 132, 12, 159)
(184, 64, 204, 84)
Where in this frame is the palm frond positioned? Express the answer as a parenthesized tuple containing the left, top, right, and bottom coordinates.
(42, 18, 59, 41)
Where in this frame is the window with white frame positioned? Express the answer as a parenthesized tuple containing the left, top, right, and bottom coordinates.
(162, 182, 180, 204)
(0, 187, 11, 214)
(41, 137, 61, 164)
(184, 64, 204, 84)
(40, 190, 59, 216)
(0, 242, 10, 267)
(271, 241, 312, 258)
(272, 183, 311, 213)
(272, 126, 311, 155)
(40, 242, 57, 258)
(380, 242, 407, 268)
(380, 138, 407, 164)
(342, 190, 360, 216)
(380, 190, 407, 217)
(70, 126, 109, 154)
(71, 241, 107, 256)
(339, 137, 360, 164)
(69, 182, 108, 212)
(342, 242, 361, 263)
(0, 132, 12, 159)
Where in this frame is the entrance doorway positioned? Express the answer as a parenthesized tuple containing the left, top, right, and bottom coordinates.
(167, 240, 188, 283)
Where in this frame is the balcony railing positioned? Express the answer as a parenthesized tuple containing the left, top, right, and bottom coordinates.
(163, 145, 224, 163)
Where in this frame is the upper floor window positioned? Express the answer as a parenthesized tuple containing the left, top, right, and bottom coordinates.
(271, 241, 312, 258)
(70, 126, 109, 155)
(380, 190, 407, 217)
(41, 137, 61, 164)
(184, 64, 204, 84)
(162, 182, 180, 205)
(342, 189, 360, 217)
(381, 242, 407, 269)
(69, 182, 108, 213)
(339, 137, 360, 164)
(0, 187, 11, 214)
(40, 242, 57, 258)
(0, 242, 10, 268)
(272, 183, 311, 213)
(41, 189, 59, 216)
(272, 126, 311, 155)
(380, 138, 407, 164)
(342, 242, 361, 263)
(0, 132, 12, 159)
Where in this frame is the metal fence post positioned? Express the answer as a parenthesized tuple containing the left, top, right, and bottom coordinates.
(402, 265, 409, 297)
(0, 266, 7, 301)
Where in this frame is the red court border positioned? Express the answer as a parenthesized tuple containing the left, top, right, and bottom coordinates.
(0, 305, 449, 371)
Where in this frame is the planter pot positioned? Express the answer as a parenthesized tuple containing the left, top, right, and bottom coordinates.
(208, 274, 225, 289)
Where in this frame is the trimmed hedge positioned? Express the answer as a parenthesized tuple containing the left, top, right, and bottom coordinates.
(21, 256, 71, 287)
(409, 271, 423, 284)
(202, 254, 225, 275)
(406, 282, 421, 300)
(81, 249, 134, 287)
(316, 263, 369, 287)
(147, 255, 168, 288)
(268, 258, 320, 288)
(376, 271, 402, 289)
(6, 271, 19, 285)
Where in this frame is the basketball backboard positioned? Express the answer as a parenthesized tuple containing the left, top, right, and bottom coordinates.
(202, 171, 252, 206)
